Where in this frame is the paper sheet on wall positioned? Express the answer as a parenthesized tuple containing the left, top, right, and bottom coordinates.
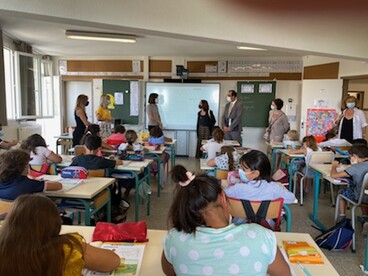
(115, 92, 124, 105)
(130, 81, 139, 116)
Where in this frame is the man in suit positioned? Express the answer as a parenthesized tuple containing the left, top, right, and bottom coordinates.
(221, 90, 243, 143)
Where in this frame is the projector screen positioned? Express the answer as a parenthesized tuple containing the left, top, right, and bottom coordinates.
(145, 82, 220, 130)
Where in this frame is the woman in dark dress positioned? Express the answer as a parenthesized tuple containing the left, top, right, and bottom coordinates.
(195, 100, 216, 159)
(72, 94, 91, 147)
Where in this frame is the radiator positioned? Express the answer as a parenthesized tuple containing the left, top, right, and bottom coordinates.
(18, 124, 42, 141)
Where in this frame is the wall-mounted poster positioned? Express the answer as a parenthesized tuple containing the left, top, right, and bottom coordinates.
(306, 108, 337, 142)
(259, 83, 272, 93)
(241, 84, 254, 93)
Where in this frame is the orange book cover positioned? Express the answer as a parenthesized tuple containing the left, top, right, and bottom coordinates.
(283, 241, 324, 264)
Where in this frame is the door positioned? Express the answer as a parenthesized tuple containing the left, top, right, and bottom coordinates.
(65, 81, 93, 128)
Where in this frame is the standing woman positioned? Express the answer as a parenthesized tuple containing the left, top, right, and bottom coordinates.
(73, 94, 91, 147)
(266, 98, 289, 143)
(336, 95, 368, 143)
(147, 93, 163, 131)
(96, 95, 113, 139)
(195, 100, 216, 159)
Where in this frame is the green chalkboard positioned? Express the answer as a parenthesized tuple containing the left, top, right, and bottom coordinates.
(237, 81, 276, 127)
(103, 79, 138, 125)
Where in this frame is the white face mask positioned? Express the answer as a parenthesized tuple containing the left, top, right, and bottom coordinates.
(155, 98, 159, 104)
(270, 105, 276, 110)
(226, 96, 232, 103)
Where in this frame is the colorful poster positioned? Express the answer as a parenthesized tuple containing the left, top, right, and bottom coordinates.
(306, 108, 337, 141)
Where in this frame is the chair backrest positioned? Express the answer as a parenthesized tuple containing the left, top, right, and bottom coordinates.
(227, 197, 284, 230)
(29, 163, 58, 175)
(307, 151, 335, 166)
(74, 145, 86, 156)
(215, 169, 229, 180)
(357, 172, 368, 204)
(88, 169, 108, 177)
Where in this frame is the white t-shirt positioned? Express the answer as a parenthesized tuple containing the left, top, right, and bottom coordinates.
(118, 142, 143, 152)
(202, 141, 223, 160)
(29, 146, 52, 164)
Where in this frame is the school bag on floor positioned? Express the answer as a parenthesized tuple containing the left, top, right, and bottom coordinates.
(314, 218, 354, 251)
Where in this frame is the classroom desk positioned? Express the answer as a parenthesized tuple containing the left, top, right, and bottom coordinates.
(56, 155, 153, 222)
(200, 158, 215, 174)
(60, 226, 339, 276)
(164, 139, 176, 168)
(308, 164, 350, 231)
(143, 146, 167, 197)
(280, 149, 305, 191)
(54, 134, 73, 155)
(115, 159, 153, 222)
(43, 175, 115, 226)
(202, 139, 240, 146)
(266, 142, 285, 172)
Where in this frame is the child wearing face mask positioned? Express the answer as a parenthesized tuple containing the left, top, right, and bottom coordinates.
(225, 150, 295, 228)
(331, 145, 368, 224)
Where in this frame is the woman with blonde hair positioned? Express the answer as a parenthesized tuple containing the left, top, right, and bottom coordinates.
(73, 94, 91, 147)
(96, 94, 114, 138)
(0, 194, 120, 275)
(336, 95, 368, 143)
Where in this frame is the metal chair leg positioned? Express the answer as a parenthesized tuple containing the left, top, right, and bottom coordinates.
(334, 195, 341, 224)
(352, 205, 357, 253)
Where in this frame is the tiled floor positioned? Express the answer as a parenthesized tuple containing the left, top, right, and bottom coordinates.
(124, 157, 366, 275)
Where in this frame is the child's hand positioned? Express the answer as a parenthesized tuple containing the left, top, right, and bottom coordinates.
(332, 161, 339, 167)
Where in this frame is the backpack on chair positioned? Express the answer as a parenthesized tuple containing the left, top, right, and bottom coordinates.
(242, 200, 281, 231)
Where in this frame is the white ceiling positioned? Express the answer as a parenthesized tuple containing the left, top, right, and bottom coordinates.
(0, 10, 306, 59)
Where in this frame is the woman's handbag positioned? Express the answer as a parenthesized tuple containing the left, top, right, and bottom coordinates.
(263, 128, 271, 141)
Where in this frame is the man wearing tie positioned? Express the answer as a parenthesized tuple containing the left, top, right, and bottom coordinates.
(221, 90, 243, 143)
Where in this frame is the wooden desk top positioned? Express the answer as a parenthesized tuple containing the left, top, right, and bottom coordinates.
(200, 158, 215, 171)
(42, 175, 115, 199)
(60, 226, 338, 276)
(309, 164, 350, 184)
(202, 139, 240, 146)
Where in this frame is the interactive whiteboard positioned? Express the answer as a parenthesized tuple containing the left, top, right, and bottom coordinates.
(145, 82, 220, 130)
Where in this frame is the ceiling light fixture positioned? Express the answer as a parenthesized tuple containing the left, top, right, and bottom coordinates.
(236, 46, 266, 51)
(65, 30, 136, 43)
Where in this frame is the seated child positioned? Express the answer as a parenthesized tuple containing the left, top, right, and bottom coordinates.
(283, 129, 302, 150)
(0, 124, 18, 149)
(118, 130, 145, 158)
(162, 164, 291, 275)
(80, 124, 114, 152)
(319, 130, 351, 148)
(0, 194, 120, 275)
(0, 149, 62, 200)
(225, 150, 296, 228)
(70, 135, 122, 170)
(104, 124, 126, 147)
(207, 145, 239, 171)
(21, 133, 62, 164)
(331, 145, 368, 223)
(200, 127, 224, 160)
(147, 126, 171, 163)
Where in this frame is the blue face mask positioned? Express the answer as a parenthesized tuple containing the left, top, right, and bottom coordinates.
(238, 168, 252, 183)
(346, 102, 355, 109)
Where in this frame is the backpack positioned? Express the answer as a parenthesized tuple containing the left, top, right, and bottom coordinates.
(272, 168, 289, 186)
(241, 200, 280, 231)
(29, 163, 51, 178)
(314, 219, 354, 251)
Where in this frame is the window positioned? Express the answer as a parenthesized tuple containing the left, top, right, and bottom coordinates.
(3, 47, 15, 119)
(11, 51, 54, 119)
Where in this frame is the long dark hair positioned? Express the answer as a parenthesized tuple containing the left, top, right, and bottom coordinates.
(239, 150, 271, 182)
(148, 93, 158, 104)
(200, 100, 209, 112)
(169, 165, 222, 234)
(21, 134, 47, 154)
(0, 194, 83, 276)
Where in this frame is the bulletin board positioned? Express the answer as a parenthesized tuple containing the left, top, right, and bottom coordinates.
(306, 108, 337, 142)
(103, 79, 139, 125)
(237, 81, 276, 127)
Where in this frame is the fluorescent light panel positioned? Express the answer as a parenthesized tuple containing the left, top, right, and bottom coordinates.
(65, 30, 136, 43)
(237, 46, 266, 51)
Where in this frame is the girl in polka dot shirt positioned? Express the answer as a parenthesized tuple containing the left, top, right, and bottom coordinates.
(207, 145, 239, 171)
(162, 165, 291, 276)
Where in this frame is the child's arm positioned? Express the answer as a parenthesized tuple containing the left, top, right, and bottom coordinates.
(45, 181, 63, 191)
(161, 252, 176, 276)
(114, 158, 123, 165)
(102, 141, 114, 150)
(330, 160, 349, 178)
(47, 151, 63, 163)
(207, 158, 216, 167)
(0, 140, 18, 149)
(83, 242, 120, 273)
(164, 136, 173, 142)
(267, 247, 292, 276)
(289, 148, 306, 155)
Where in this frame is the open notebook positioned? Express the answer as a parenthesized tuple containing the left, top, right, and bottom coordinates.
(83, 242, 145, 276)
(44, 179, 84, 193)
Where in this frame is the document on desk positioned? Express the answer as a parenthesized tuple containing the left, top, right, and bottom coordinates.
(45, 179, 84, 192)
(83, 242, 145, 275)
